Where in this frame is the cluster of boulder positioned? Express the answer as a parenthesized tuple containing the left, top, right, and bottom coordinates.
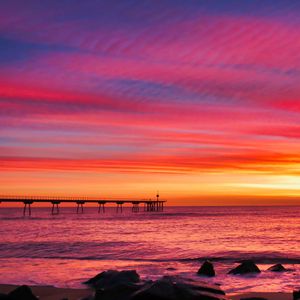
(0, 285, 38, 300)
(197, 260, 289, 277)
(294, 290, 300, 300)
(0, 262, 296, 300)
(83, 269, 229, 300)
(81, 264, 298, 300)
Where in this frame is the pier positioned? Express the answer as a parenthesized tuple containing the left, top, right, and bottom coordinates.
(0, 196, 166, 216)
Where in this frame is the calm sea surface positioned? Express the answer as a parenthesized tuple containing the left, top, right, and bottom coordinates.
(0, 206, 299, 293)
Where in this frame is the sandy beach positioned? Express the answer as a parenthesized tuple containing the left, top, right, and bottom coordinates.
(0, 284, 93, 300)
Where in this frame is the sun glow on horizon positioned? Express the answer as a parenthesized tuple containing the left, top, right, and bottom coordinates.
(0, 1, 300, 205)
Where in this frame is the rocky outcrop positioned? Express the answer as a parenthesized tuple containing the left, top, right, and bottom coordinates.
(228, 260, 261, 275)
(130, 276, 227, 300)
(267, 264, 287, 272)
(95, 282, 142, 300)
(1, 285, 39, 300)
(293, 290, 300, 300)
(88, 271, 228, 300)
(197, 261, 215, 277)
(84, 269, 140, 289)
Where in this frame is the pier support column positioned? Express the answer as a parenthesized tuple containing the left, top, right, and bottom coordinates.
(76, 201, 85, 214)
(23, 201, 33, 216)
(116, 202, 124, 213)
(98, 201, 106, 213)
(144, 201, 164, 212)
(132, 202, 140, 213)
(51, 201, 60, 215)
(150, 202, 154, 211)
(146, 202, 150, 212)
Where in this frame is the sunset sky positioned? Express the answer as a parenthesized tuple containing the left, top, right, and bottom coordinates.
(1, 0, 300, 205)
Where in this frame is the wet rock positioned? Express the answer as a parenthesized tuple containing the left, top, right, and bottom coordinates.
(0, 294, 11, 300)
(228, 260, 261, 275)
(80, 296, 94, 300)
(84, 270, 140, 289)
(130, 276, 228, 300)
(197, 261, 215, 277)
(293, 290, 300, 300)
(87, 270, 227, 300)
(94, 282, 143, 300)
(267, 264, 287, 272)
(8, 285, 38, 300)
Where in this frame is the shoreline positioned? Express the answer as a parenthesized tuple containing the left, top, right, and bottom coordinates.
(0, 284, 293, 300)
(230, 292, 292, 300)
(0, 284, 93, 300)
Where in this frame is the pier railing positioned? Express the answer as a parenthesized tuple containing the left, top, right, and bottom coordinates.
(0, 196, 166, 216)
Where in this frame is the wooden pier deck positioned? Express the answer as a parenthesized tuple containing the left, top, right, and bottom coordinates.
(0, 196, 166, 216)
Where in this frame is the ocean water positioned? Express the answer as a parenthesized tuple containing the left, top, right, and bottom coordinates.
(0, 205, 299, 294)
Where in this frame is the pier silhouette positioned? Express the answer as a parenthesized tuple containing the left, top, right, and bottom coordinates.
(0, 195, 166, 216)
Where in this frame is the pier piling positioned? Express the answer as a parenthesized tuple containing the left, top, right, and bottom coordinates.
(23, 201, 33, 216)
(51, 201, 60, 215)
(132, 202, 140, 212)
(76, 201, 85, 214)
(98, 201, 106, 213)
(116, 201, 124, 213)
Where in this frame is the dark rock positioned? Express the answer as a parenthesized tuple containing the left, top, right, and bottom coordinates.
(294, 290, 300, 300)
(87, 270, 227, 300)
(8, 285, 38, 300)
(94, 282, 143, 300)
(0, 294, 11, 300)
(80, 296, 94, 300)
(84, 269, 140, 288)
(197, 261, 215, 277)
(267, 264, 287, 272)
(130, 276, 228, 300)
(178, 280, 224, 298)
(228, 260, 261, 275)
(131, 278, 178, 300)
